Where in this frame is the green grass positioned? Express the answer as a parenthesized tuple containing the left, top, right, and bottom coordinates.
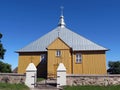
(64, 85, 120, 90)
(0, 83, 29, 90)
(37, 78, 45, 82)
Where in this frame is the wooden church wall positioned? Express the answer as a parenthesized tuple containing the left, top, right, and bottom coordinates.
(82, 51, 106, 74)
(18, 52, 47, 78)
(47, 38, 72, 78)
(72, 51, 106, 75)
(18, 41, 106, 78)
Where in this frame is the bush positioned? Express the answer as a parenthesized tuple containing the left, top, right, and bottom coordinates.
(107, 61, 120, 74)
(0, 61, 12, 73)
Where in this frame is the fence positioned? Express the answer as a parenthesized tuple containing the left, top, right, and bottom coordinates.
(0, 63, 37, 89)
(0, 73, 25, 84)
(66, 74, 120, 86)
(1, 63, 120, 88)
(56, 63, 120, 87)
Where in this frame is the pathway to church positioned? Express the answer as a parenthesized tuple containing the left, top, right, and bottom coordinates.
(30, 79, 62, 90)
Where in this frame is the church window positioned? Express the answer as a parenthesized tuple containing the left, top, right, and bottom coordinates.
(56, 50, 61, 56)
(40, 54, 46, 63)
(76, 53, 82, 63)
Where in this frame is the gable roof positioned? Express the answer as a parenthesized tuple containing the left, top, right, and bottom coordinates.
(47, 37, 71, 50)
(17, 26, 108, 52)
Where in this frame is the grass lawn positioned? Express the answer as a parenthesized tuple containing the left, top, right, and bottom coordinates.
(64, 85, 120, 90)
(0, 83, 29, 90)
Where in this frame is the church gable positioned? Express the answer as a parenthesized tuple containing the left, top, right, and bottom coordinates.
(47, 37, 70, 50)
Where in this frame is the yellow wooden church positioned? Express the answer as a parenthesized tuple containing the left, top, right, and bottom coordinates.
(17, 13, 108, 78)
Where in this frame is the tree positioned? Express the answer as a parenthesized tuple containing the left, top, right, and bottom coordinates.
(0, 33, 2, 39)
(0, 33, 11, 73)
(0, 33, 6, 59)
(107, 61, 120, 74)
(0, 61, 12, 73)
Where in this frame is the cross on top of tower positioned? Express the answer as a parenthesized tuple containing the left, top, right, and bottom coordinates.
(60, 6, 64, 16)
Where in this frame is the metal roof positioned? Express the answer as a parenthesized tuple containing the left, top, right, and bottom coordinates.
(17, 26, 108, 52)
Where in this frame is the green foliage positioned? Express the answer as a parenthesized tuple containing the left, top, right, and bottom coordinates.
(0, 33, 2, 39)
(0, 83, 29, 90)
(107, 61, 120, 74)
(0, 43, 6, 59)
(0, 33, 10, 73)
(0, 61, 12, 73)
(64, 85, 120, 90)
(0, 33, 6, 60)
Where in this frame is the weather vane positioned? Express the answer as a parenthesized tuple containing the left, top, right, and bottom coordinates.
(60, 6, 64, 16)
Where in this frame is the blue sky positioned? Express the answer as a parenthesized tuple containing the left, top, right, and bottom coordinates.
(0, 0, 120, 69)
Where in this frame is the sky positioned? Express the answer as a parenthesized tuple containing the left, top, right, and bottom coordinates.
(0, 0, 120, 69)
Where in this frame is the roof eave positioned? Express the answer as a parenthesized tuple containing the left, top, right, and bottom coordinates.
(73, 49, 109, 52)
(15, 51, 47, 53)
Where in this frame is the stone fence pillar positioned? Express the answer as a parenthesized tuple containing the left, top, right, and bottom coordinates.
(25, 63, 37, 88)
(57, 63, 66, 88)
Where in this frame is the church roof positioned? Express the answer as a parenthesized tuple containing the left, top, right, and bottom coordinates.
(17, 13, 108, 52)
(17, 27, 107, 52)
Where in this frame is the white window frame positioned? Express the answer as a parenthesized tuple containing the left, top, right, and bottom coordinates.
(56, 50, 61, 57)
(76, 53, 82, 63)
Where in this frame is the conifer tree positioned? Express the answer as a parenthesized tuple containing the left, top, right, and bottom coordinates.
(0, 33, 6, 59)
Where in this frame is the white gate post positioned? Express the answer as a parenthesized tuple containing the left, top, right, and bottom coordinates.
(57, 63, 66, 88)
(25, 63, 37, 88)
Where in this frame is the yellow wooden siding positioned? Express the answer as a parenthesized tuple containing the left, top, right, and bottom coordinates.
(72, 51, 106, 74)
(82, 51, 106, 74)
(18, 50, 106, 77)
(48, 50, 71, 77)
(18, 53, 45, 74)
(47, 38, 71, 78)
(47, 38, 70, 50)
(72, 53, 83, 74)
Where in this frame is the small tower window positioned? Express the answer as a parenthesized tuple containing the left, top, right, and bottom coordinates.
(56, 50, 61, 57)
(76, 53, 82, 63)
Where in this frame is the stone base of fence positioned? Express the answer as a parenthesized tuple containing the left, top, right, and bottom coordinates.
(0, 73, 25, 84)
(66, 74, 120, 86)
(1, 73, 120, 87)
